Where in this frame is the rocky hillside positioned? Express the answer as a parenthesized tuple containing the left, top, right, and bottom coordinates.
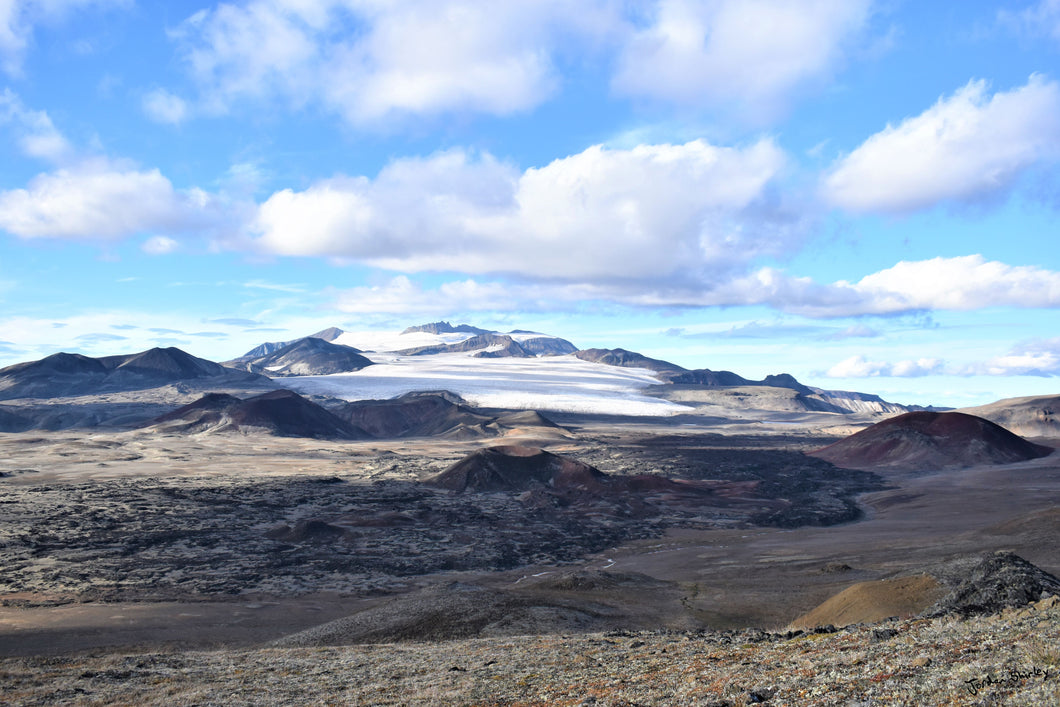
(227, 337, 373, 376)
(6, 595, 1058, 705)
(959, 394, 1060, 439)
(0, 347, 266, 400)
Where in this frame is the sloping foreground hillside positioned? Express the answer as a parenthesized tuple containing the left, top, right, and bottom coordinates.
(3, 598, 1058, 705)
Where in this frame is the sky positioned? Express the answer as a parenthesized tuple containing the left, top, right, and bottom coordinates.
(0, 0, 1059, 408)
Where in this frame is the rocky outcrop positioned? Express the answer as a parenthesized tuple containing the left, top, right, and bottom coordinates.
(399, 332, 577, 358)
(810, 388, 913, 415)
(574, 348, 685, 375)
(401, 321, 491, 336)
(927, 551, 1060, 617)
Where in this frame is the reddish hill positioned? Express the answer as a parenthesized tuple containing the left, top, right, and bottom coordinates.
(429, 446, 608, 494)
(810, 411, 1053, 471)
(427, 446, 724, 521)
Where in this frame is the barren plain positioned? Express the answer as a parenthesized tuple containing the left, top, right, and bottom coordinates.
(1, 389, 1059, 704)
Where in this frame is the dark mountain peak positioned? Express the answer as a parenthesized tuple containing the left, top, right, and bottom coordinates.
(274, 337, 362, 356)
(236, 337, 372, 377)
(0, 347, 263, 402)
(761, 373, 814, 395)
(1, 351, 108, 377)
(810, 411, 1054, 470)
(575, 348, 686, 374)
(401, 321, 492, 336)
(309, 327, 345, 342)
(231, 328, 347, 364)
(114, 347, 226, 378)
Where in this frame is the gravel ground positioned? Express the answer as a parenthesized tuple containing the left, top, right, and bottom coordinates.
(3, 597, 1058, 706)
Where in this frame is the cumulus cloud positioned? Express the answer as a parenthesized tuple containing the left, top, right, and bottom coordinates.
(142, 88, 188, 125)
(826, 338, 1060, 380)
(0, 159, 222, 241)
(823, 75, 1060, 213)
(554, 255, 1060, 317)
(826, 355, 943, 378)
(173, 0, 619, 124)
(171, 1, 877, 126)
(613, 0, 873, 120)
(981, 337, 1060, 377)
(253, 139, 797, 282)
(0, 0, 129, 75)
(849, 255, 1060, 313)
(0, 88, 72, 161)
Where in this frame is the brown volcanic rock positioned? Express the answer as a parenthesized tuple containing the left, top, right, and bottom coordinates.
(809, 411, 1053, 471)
(337, 393, 492, 438)
(427, 446, 720, 520)
(429, 445, 608, 494)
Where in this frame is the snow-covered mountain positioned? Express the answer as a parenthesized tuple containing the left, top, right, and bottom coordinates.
(228, 321, 914, 418)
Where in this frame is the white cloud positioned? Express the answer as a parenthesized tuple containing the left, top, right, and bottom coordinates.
(613, 0, 873, 120)
(0, 88, 72, 161)
(823, 75, 1060, 213)
(141, 235, 179, 255)
(829, 324, 879, 340)
(142, 88, 188, 125)
(0, 160, 219, 240)
(982, 337, 1060, 377)
(826, 338, 1060, 380)
(173, 0, 620, 124)
(334, 276, 526, 315)
(0, 0, 130, 75)
(850, 255, 1060, 312)
(999, 0, 1060, 40)
(556, 255, 1060, 317)
(826, 355, 943, 378)
(252, 139, 796, 283)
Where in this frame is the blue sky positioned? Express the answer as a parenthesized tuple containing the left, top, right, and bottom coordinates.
(1, 0, 1059, 408)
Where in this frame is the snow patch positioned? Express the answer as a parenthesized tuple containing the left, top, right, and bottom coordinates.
(280, 353, 692, 416)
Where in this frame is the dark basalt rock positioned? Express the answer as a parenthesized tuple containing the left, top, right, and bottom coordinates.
(151, 389, 369, 440)
(927, 551, 1060, 617)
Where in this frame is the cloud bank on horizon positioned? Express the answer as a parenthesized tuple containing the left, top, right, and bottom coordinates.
(0, 0, 1059, 406)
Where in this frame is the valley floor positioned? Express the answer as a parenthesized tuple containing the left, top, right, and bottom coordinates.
(1, 416, 1058, 704)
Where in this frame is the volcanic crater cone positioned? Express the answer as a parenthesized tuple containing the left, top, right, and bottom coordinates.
(428, 445, 608, 494)
(810, 411, 1053, 471)
(151, 388, 368, 439)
